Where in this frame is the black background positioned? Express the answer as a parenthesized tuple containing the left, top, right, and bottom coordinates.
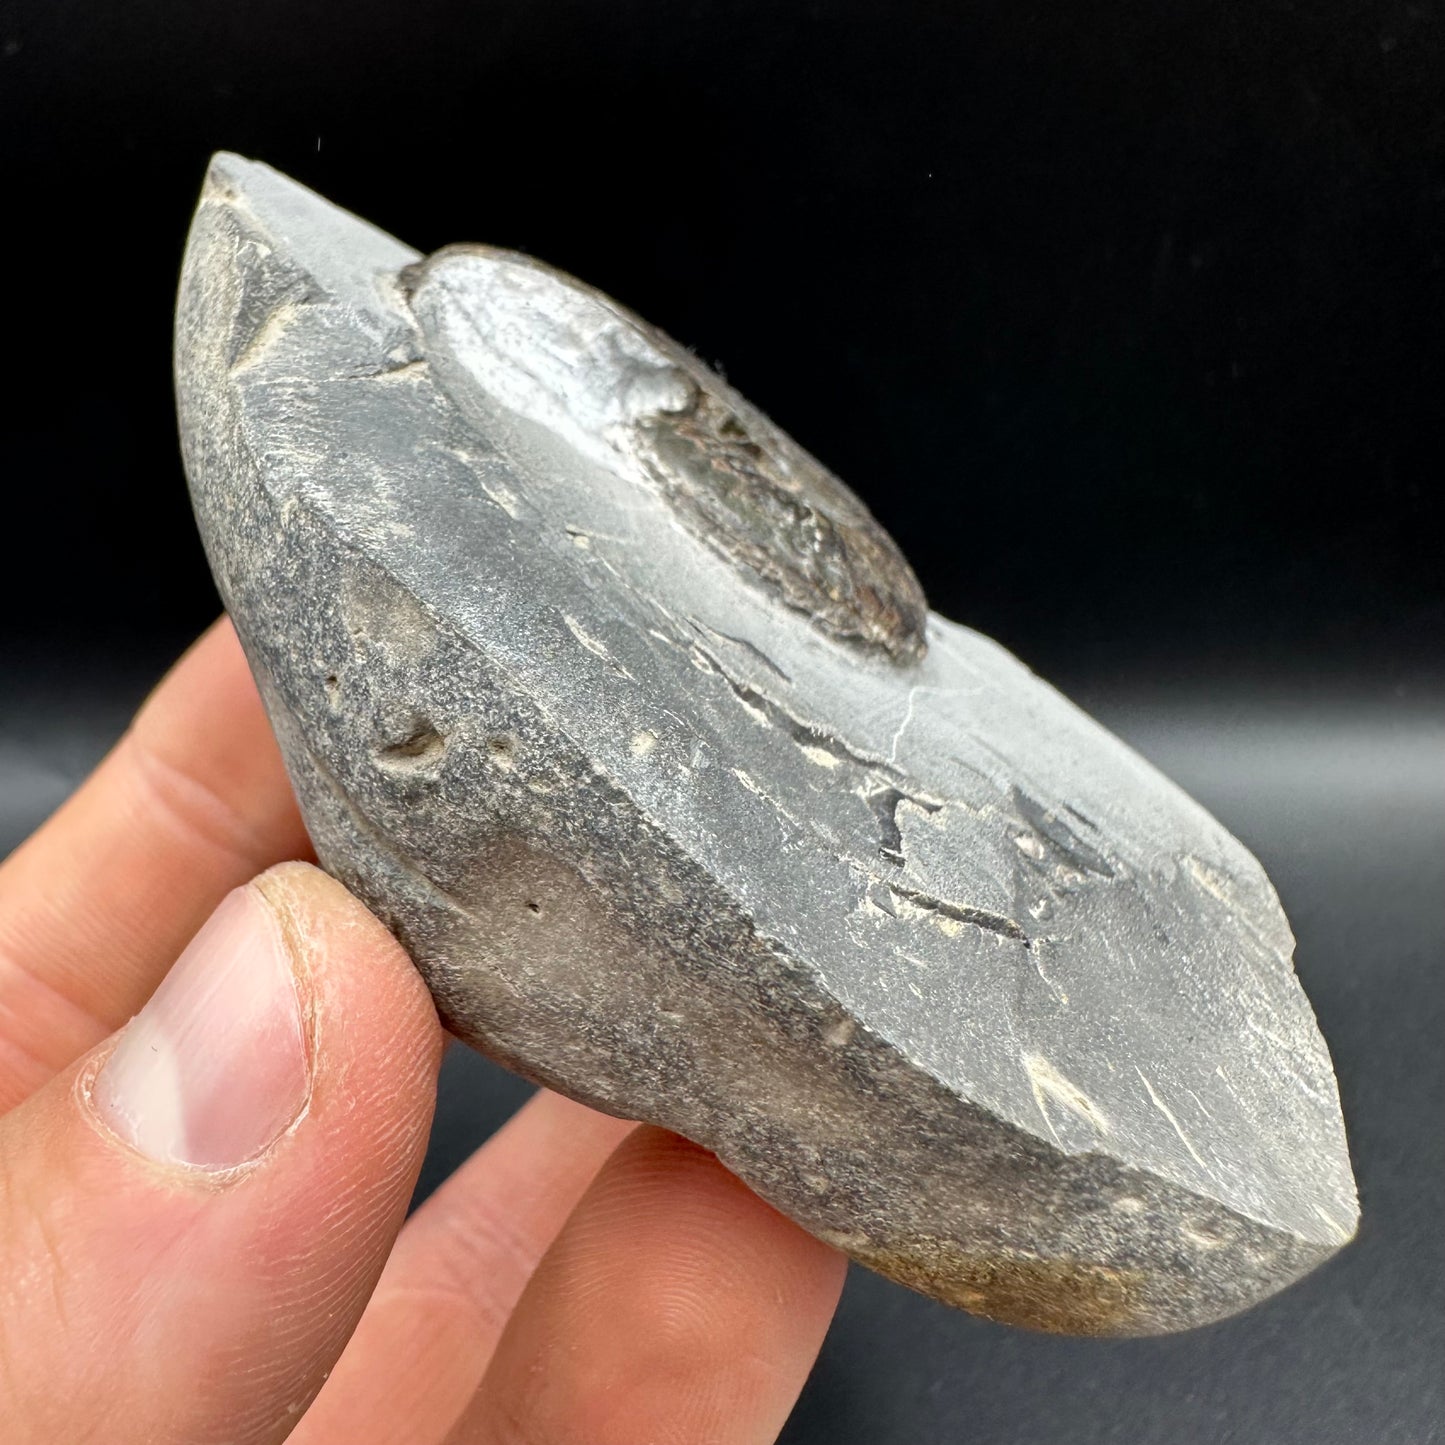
(1, 2, 1441, 1441)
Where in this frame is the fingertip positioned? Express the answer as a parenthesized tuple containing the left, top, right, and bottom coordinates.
(254, 860, 444, 1132)
(461, 1126, 846, 1445)
(0, 864, 446, 1443)
(566, 1126, 847, 1339)
(131, 616, 273, 763)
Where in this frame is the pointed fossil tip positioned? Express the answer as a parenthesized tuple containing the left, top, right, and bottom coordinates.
(187, 154, 421, 313)
(201, 150, 275, 203)
(196, 151, 320, 235)
(206, 148, 258, 175)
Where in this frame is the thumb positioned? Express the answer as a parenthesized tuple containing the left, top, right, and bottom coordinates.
(0, 862, 443, 1445)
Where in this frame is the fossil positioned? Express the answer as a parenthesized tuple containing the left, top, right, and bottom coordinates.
(176, 154, 1358, 1335)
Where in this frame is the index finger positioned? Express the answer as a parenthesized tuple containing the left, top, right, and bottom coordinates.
(0, 618, 310, 1110)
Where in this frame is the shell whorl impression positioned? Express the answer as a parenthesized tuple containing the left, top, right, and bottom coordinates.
(404, 245, 929, 663)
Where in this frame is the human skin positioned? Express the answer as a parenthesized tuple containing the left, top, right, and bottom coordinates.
(0, 618, 846, 1444)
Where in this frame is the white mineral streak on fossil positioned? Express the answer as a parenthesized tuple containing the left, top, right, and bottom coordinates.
(176, 154, 1358, 1336)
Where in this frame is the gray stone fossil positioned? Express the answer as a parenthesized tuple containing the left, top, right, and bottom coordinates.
(175, 154, 1358, 1336)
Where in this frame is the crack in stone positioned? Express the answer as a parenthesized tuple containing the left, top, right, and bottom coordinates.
(688, 637, 902, 778)
(868, 784, 942, 867)
(685, 617, 793, 682)
(1012, 787, 1116, 880)
(886, 883, 1031, 947)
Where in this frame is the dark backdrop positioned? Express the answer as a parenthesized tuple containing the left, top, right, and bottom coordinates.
(1, 2, 1441, 1442)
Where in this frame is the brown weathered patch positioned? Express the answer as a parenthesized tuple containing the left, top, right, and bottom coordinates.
(851, 1238, 1143, 1336)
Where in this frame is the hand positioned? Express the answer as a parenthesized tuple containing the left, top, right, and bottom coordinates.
(0, 620, 845, 1444)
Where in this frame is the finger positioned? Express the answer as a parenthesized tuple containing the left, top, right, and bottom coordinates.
(295, 1089, 634, 1445)
(0, 619, 309, 1108)
(0, 862, 442, 1445)
(448, 1128, 847, 1445)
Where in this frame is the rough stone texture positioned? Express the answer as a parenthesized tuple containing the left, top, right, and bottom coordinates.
(175, 154, 1358, 1335)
